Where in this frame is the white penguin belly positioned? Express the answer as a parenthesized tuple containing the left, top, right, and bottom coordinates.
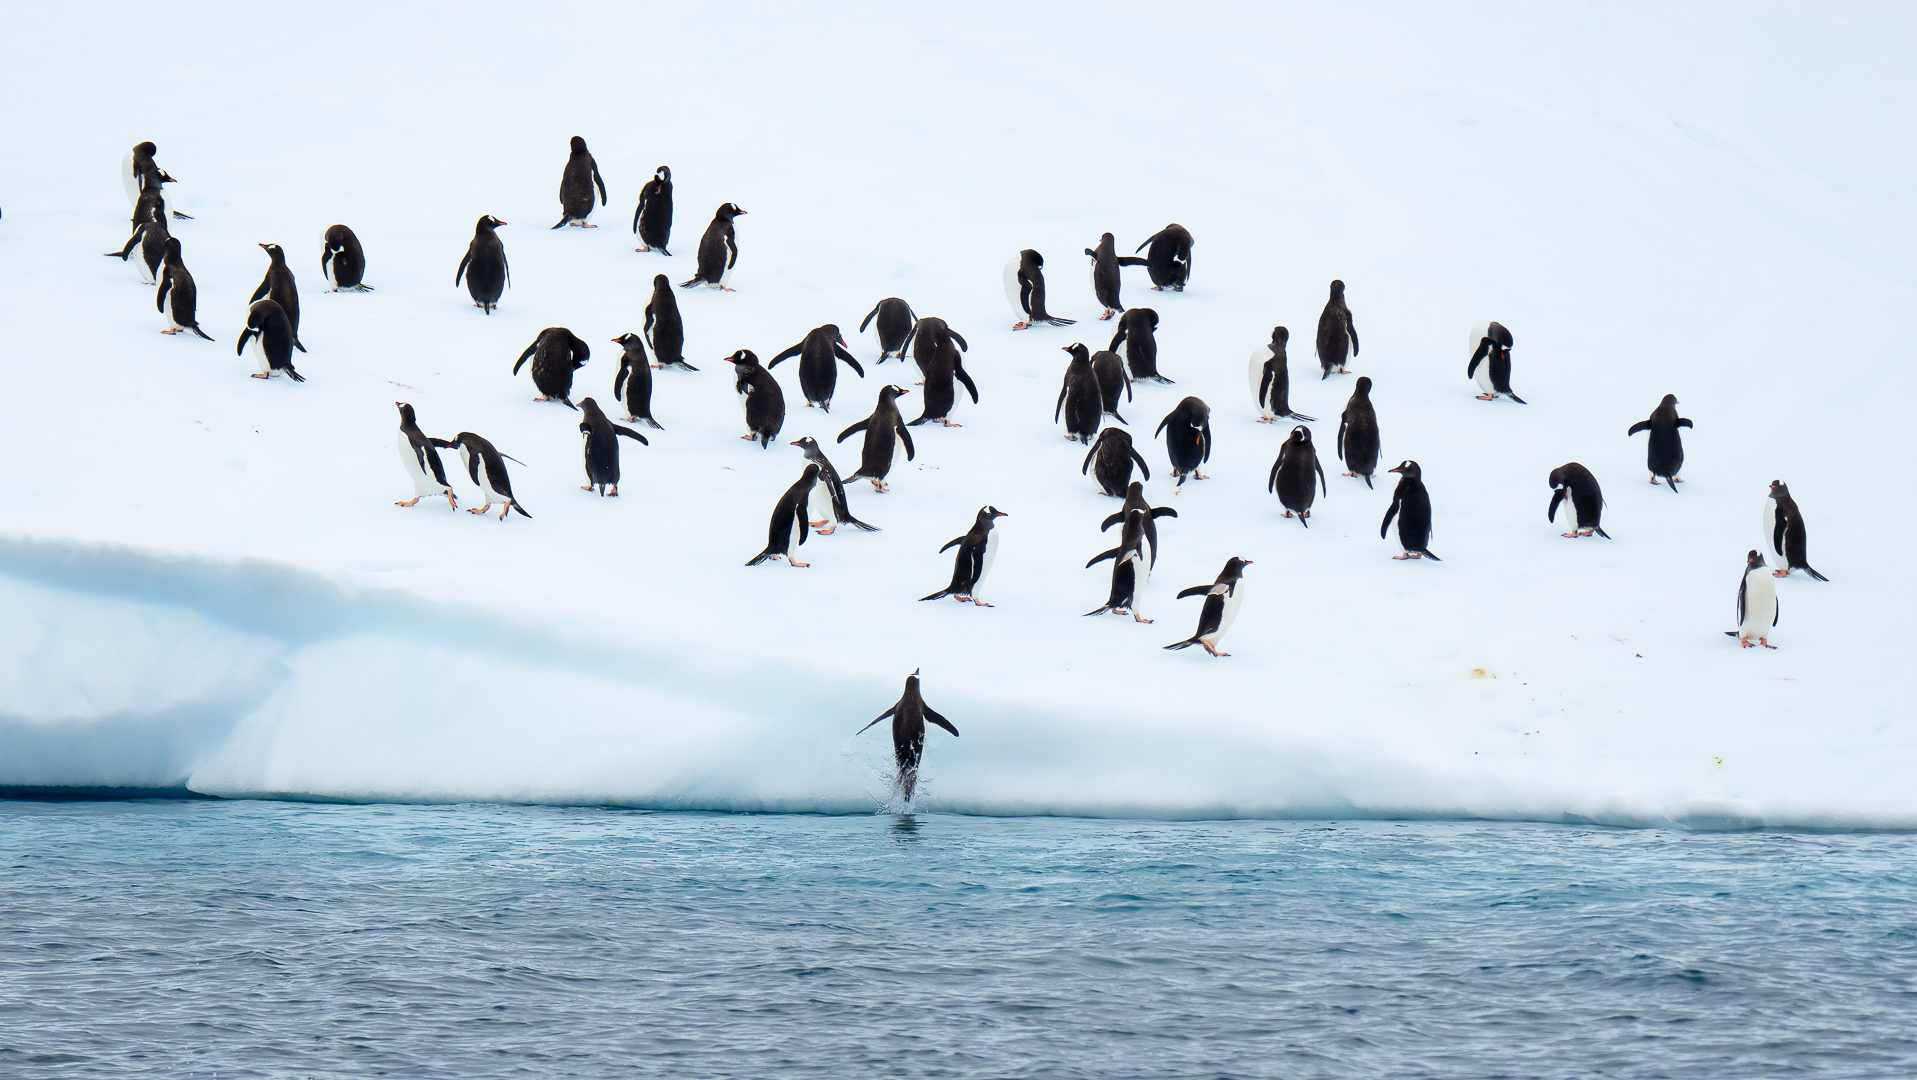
(719, 259, 734, 288)
(1739, 572, 1777, 638)
(161, 290, 184, 332)
(1214, 582, 1245, 639)
(1248, 348, 1272, 416)
(1475, 358, 1496, 395)
(788, 513, 804, 555)
(976, 528, 1000, 591)
(1761, 502, 1786, 568)
(808, 484, 832, 525)
(247, 336, 271, 375)
(398, 433, 444, 496)
(324, 257, 340, 291)
(1002, 258, 1025, 319)
(1138, 536, 1153, 589)
(121, 152, 140, 207)
(1467, 322, 1490, 354)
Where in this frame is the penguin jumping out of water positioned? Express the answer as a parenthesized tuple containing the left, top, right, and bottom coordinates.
(644, 274, 694, 369)
(1164, 557, 1250, 657)
(1085, 507, 1156, 622)
(747, 466, 821, 567)
(1083, 427, 1151, 495)
(105, 211, 168, 284)
(632, 166, 673, 253)
(1767, 482, 1828, 581)
(394, 402, 458, 509)
(514, 328, 590, 409)
(251, 243, 303, 348)
(457, 216, 509, 313)
(1466, 321, 1523, 402)
(553, 136, 608, 228)
(1268, 425, 1326, 524)
(1381, 460, 1440, 560)
(1627, 394, 1692, 491)
(611, 333, 665, 428)
(861, 297, 917, 361)
(726, 350, 786, 446)
(321, 225, 372, 291)
(680, 203, 745, 289)
(1154, 397, 1212, 487)
(155, 238, 213, 339)
(453, 432, 530, 520)
(1337, 376, 1381, 488)
(1727, 549, 1779, 648)
(909, 333, 978, 427)
(791, 436, 879, 534)
(1085, 232, 1149, 319)
(921, 507, 1007, 606)
(1091, 349, 1131, 423)
(1004, 249, 1075, 329)
(1110, 307, 1171, 383)
(1315, 279, 1358, 379)
(769, 324, 865, 413)
(577, 397, 648, 496)
(237, 299, 304, 382)
(1135, 224, 1193, 291)
(1056, 344, 1103, 443)
(1100, 482, 1176, 569)
(838, 385, 915, 492)
(856, 670, 959, 803)
(1249, 327, 1315, 423)
(1548, 463, 1610, 538)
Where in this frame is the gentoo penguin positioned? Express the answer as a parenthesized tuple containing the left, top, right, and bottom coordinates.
(236, 299, 304, 382)
(1337, 376, 1381, 488)
(321, 225, 371, 291)
(1004, 249, 1075, 329)
(921, 507, 1007, 606)
(1627, 394, 1693, 490)
(632, 165, 673, 253)
(908, 333, 978, 427)
(1268, 425, 1326, 524)
(837, 385, 915, 492)
(1091, 349, 1132, 423)
(1083, 427, 1151, 496)
(1248, 327, 1315, 423)
(1100, 482, 1177, 568)
(1767, 482, 1829, 581)
(1135, 224, 1194, 291)
(513, 327, 591, 409)
(1085, 507, 1156, 623)
(768, 324, 865, 412)
(129, 182, 168, 234)
(856, 670, 960, 802)
(1085, 232, 1148, 319)
(394, 402, 458, 510)
(680, 203, 745, 289)
(1164, 557, 1251, 657)
(576, 397, 648, 496)
(611, 333, 664, 428)
(1315, 279, 1358, 379)
(1380, 460, 1440, 560)
(747, 465, 821, 567)
(456, 216, 509, 313)
(155, 238, 213, 339)
(1467, 322, 1523, 402)
(453, 432, 530, 520)
(644, 274, 694, 369)
(105, 211, 168, 285)
(1726, 549, 1779, 648)
(1548, 463, 1610, 538)
(250, 243, 302, 347)
(1110, 307, 1171, 383)
(791, 436, 878, 534)
(553, 136, 608, 228)
(122, 141, 188, 219)
(726, 350, 786, 446)
(1154, 397, 1213, 487)
(1055, 344, 1103, 443)
(861, 297, 917, 361)
(905, 316, 968, 383)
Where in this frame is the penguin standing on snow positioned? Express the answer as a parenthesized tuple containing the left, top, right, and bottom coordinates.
(1110, 307, 1171, 383)
(577, 397, 649, 497)
(1085, 232, 1148, 319)
(856, 670, 960, 802)
(1548, 463, 1610, 538)
(905, 317, 967, 382)
(726, 350, 786, 447)
(321, 225, 371, 291)
(1135, 224, 1194, 291)
(457, 216, 509, 313)
(838, 385, 915, 492)
(1164, 557, 1251, 657)
(553, 136, 608, 228)
(105, 211, 168, 284)
(632, 166, 673, 253)
(921, 507, 1007, 606)
(747, 465, 821, 567)
(1315, 279, 1358, 379)
(237, 299, 305, 382)
(680, 203, 745, 289)
(1268, 425, 1326, 524)
(791, 436, 879, 534)
(1083, 427, 1151, 496)
(1055, 344, 1103, 443)
(1466, 321, 1524, 402)
(1380, 460, 1440, 560)
(1100, 482, 1177, 568)
(611, 334, 665, 428)
(644, 274, 694, 369)
(1092, 349, 1132, 423)
(122, 141, 188, 219)
(1627, 394, 1693, 490)
(768, 324, 865, 412)
(1154, 397, 1212, 487)
(453, 432, 530, 520)
(908, 334, 978, 427)
(1085, 507, 1156, 623)
(394, 402, 458, 509)
(861, 297, 917, 361)
(1727, 549, 1779, 648)
(1004, 249, 1075, 329)
(155, 238, 213, 339)
(251, 244, 303, 348)
(514, 327, 591, 409)
(1249, 327, 1314, 423)
(1337, 376, 1381, 488)
(1767, 482, 1829, 581)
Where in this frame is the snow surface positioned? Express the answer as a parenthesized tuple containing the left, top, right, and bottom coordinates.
(2, 2, 1913, 826)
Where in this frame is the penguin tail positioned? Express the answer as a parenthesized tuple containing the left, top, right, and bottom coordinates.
(678, 277, 701, 289)
(1724, 631, 1741, 638)
(171, 211, 194, 220)
(551, 217, 568, 230)
(511, 501, 531, 519)
(189, 324, 213, 341)
(1666, 477, 1681, 494)
(1509, 393, 1527, 404)
(1595, 526, 1612, 539)
(1803, 565, 1829, 582)
(292, 338, 307, 354)
(919, 588, 953, 602)
(1421, 550, 1441, 562)
(1163, 638, 1197, 651)
(747, 550, 777, 567)
(1083, 606, 1114, 618)
(640, 417, 665, 430)
(287, 370, 306, 383)
(1288, 411, 1318, 423)
(846, 518, 881, 532)
(1363, 473, 1373, 490)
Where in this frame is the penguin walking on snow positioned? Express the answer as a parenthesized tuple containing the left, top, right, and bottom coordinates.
(632, 166, 673, 253)
(905, 316, 967, 383)
(105, 211, 168, 284)
(1767, 481, 1828, 580)
(791, 436, 878, 533)
(861, 297, 917, 361)
(1085, 507, 1156, 622)
(577, 397, 648, 496)
(237, 299, 305, 382)
(1627, 394, 1692, 490)
(1135, 224, 1194, 291)
(321, 225, 372, 291)
(1337, 376, 1381, 488)
(155, 238, 213, 339)
(1548, 463, 1609, 538)
(1100, 482, 1176, 568)
(1085, 232, 1149, 319)
(1467, 321, 1523, 402)
(553, 136, 607, 228)
(1110, 307, 1171, 383)
(394, 402, 458, 509)
(726, 350, 786, 447)
(1249, 327, 1315, 423)
(908, 334, 978, 427)
(1083, 427, 1151, 496)
(838, 385, 915, 492)
(1380, 460, 1440, 560)
(457, 216, 509, 313)
(1727, 549, 1779, 648)
(1056, 344, 1103, 443)
(453, 432, 530, 520)
(747, 465, 821, 567)
(1268, 425, 1326, 524)
(251, 243, 303, 348)
(645, 274, 694, 369)
(1005, 249, 1074, 329)
(1154, 397, 1212, 487)
(768, 324, 864, 412)
(921, 507, 1007, 606)
(680, 203, 745, 289)
(1316, 279, 1358, 379)
(856, 670, 960, 803)
(1092, 349, 1131, 423)
(611, 334, 665, 428)
(1164, 557, 1251, 657)
(514, 327, 590, 409)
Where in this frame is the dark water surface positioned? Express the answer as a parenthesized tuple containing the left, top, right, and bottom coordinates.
(2, 801, 1914, 1078)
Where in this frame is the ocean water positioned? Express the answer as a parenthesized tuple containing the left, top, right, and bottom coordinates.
(2, 801, 1914, 1079)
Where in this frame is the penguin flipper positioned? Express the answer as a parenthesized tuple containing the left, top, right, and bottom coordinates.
(767, 343, 802, 368)
(1131, 449, 1152, 481)
(925, 709, 959, 738)
(1086, 547, 1121, 568)
(859, 303, 881, 333)
(938, 536, 965, 554)
(1099, 511, 1123, 532)
(1151, 506, 1178, 520)
(897, 424, 915, 461)
(954, 365, 979, 404)
(513, 343, 536, 375)
(156, 277, 172, 312)
(1381, 498, 1400, 539)
(1117, 256, 1150, 267)
(838, 352, 865, 377)
(856, 706, 898, 734)
(1627, 420, 1651, 436)
(837, 419, 869, 443)
(1175, 585, 1209, 600)
(1082, 445, 1098, 475)
(613, 364, 629, 401)
(249, 279, 269, 303)
(1548, 489, 1565, 523)
(612, 425, 649, 445)
(1677, 418, 1694, 429)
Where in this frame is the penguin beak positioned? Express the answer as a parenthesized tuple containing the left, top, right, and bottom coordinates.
(258, 243, 269, 250)
(789, 439, 804, 447)
(1388, 466, 1404, 474)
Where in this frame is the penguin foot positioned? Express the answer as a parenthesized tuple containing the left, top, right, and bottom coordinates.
(446, 494, 458, 510)
(937, 419, 961, 427)
(1338, 367, 1351, 374)
(535, 396, 549, 402)
(1650, 477, 1661, 484)
(1476, 394, 1498, 401)
(1011, 322, 1030, 331)
(1773, 569, 1790, 578)
(954, 595, 971, 603)
(396, 498, 421, 507)
(1151, 286, 1164, 291)
(1393, 553, 1415, 560)
(810, 519, 828, 528)
(1562, 532, 1580, 538)
(789, 559, 810, 568)
(1100, 310, 1116, 320)
(741, 434, 757, 440)
(1193, 471, 1209, 480)
(498, 505, 510, 521)
(1173, 285, 1184, 292)
(1132, 613, 1154, 624)
(250, 373, 270, 379)
(1200, 642, 1229, 657)
(161, 329, 181, 335)
(972, 599, 994, 607)
(1761, 639, 1776, 649)
(580, 484, 594, 491)
(579, 223, 597, 228)
(721, 286, 736, 292)
(1282, 511, 1293, 517)
(871, 481, 890, 493)
(467, 507, 487, 515)
(816, 526, 836, 536)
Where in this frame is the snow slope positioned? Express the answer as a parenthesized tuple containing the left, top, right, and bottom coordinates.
(2, 2, 1912, 826)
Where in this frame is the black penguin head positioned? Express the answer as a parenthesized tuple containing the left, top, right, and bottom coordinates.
(725, 349, 759, 367)
(653, 273, 670, 288)
(1355, 375, 1373, 395)
(579, 396, 603, 418)
(1271, 326, 1289, 345)
(882, 384, 910, 401)
(980, 505, 1008, 521)
(1288, 425, 1311, 444)
(478, 215, 506, 231)
(1745, 549, 1765, 571)
(162, 236, 183, 263)
(1329, 279, 1345, 296)
(1388, 460, 1421, 480)
(1126, 481, 1144, 498)
(1223, 556, 1251, 578)
(1021, 248, 1043, 269)
(569, 135, 588, 153)
(259, 242, 286, 264)
(801, 463, 821, 482)
(1769, 480, 1789, 500)
(820, 323, 844, 344)
(655, 166, 671, 181)
(1063, 343, 1090, 363)
(395, 401, 416, 423)
(612, 332, 640, 347)
(1660, 393, 1678, 407)
(717, 202, 746, 219)
(134, 140, 157, 157)
(1180, 397, 1210, 426)
(1548, 464, 1570, 489)
(789, 436, 819, 453)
